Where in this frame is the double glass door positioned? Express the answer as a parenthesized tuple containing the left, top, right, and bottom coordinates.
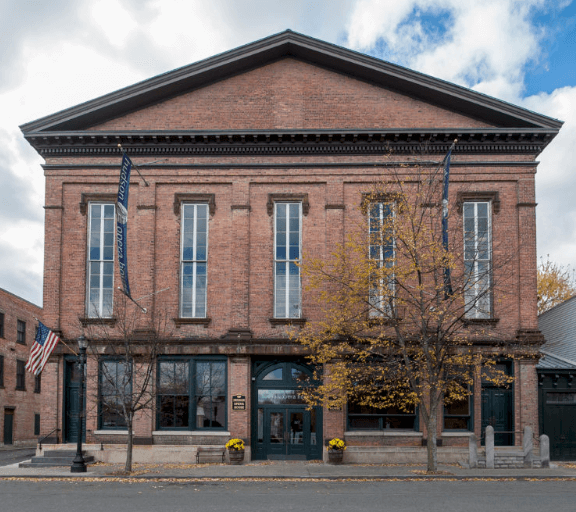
(264, 407, 315, 459)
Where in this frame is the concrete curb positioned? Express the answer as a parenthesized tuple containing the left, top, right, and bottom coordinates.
(1, 474, 576, 481)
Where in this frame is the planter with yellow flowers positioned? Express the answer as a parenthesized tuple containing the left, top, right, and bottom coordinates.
(327, 438, 346, 464)
(226, 438, 245, 465)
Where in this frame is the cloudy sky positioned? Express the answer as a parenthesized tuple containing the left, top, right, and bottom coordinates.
(1, 0, 575, 306)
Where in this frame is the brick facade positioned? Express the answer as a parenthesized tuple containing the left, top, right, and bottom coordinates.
(0, 288, 44, 446)
(21, 32, 560, 462)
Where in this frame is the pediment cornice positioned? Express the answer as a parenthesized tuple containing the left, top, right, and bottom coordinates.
(25, 128, 556, 157)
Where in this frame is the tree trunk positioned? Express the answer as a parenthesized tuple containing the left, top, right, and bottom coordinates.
(426, 407, 438, 473)
(125, 417, 133, 473)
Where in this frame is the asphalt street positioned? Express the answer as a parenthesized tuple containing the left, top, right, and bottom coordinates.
(1, 480, 575, 512)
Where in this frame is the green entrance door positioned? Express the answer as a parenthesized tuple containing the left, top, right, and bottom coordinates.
(3, 410, 14, 445)
(64, 358, 84, 443)
(481, 387, 513, 445)
(252, 361, 322, 460)
(264, 407, 315, 460)
(481, 362, 514, 446)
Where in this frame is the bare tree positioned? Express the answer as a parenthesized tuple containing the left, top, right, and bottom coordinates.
(83, 293, 171, 473)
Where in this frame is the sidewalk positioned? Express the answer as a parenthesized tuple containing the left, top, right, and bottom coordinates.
(2, 459, 576, 480)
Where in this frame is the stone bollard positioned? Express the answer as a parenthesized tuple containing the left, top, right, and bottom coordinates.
(523, 426, 533, 467)
(485, 426, 495, 469)
(469, 433, 478, 468)
(540, 434, 550, 468)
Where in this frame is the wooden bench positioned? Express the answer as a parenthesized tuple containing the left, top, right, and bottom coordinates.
(196, 446, 226, 464)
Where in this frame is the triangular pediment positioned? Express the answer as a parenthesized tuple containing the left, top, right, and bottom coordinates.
(21, 30, 562, 135)
(88, 58, 495, 132)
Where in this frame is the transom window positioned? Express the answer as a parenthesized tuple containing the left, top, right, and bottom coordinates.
(368, 202, 394, 317)
(180, 204, 208, 318)
(274, 202, 302, 318)
(87, 203, 115, 318)
(157, 358, 226, 430)
(463, 201, 492, 319)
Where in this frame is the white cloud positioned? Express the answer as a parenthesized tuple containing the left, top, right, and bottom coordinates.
(0, 0, 574, 304)
(347, 0, 544, 101)
(522, 86, 576, 267)
(90, 0, 139, 47)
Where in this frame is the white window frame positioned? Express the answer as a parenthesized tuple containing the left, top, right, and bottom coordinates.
(368, 202, 395, 318)
(180, 203, 209, 318)
(87, 203, 115, 318)
(274, 202, 302, 319)
(463, 201, 492, 319)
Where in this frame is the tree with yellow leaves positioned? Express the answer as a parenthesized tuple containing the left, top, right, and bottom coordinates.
(295, 162, 525, 473)
(537, 256, 576, 314)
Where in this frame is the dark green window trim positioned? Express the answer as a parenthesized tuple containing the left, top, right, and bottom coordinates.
(156, 356, 227, 432)
(443, 383, 474, 431)
(98, 358, 132, 430)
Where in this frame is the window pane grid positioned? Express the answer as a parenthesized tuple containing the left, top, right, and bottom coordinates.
(180, 204, 208, 318)
(99, 360, 130, 429)
(274, 203, 301, 318)
(158, 359, 226, 431)
(369, 203, 394, 317)
(88, 203, 115, 318)
(463, 202, 492, 319)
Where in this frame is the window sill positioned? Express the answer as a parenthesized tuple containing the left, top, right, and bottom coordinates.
(79, 317, 117, 327)
(345, 430, 422, 437)
(269, 318, 307, 327)
(463, 318, 499, 326)
(15, 387, 26, 392)
(173, 318, 212, 328)
(367, 317, 401, 327)
(441, 431, 474, 437)
(93, 430, 130, 435)
(152, 431, 231, 437)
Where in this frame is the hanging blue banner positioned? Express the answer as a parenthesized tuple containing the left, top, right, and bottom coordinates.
(116, 153, 132, 298)
(442, 146, 454, 298)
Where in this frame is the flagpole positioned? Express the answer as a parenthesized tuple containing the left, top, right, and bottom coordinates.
(117, 144, 150, 187)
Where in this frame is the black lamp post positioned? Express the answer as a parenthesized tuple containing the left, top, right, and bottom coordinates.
(71, 335, 88, 473)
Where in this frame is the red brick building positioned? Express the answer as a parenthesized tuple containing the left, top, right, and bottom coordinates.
(0, 288, 44, 446)
(20, 31, 561, 462)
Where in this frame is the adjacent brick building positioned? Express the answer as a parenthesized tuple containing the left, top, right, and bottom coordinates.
(20, 31, 561, 462)
(0, 288, 44, 446)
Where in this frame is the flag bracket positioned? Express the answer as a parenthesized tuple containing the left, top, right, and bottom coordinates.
(118, 287, 148, 313)
(118, 144, 150, 187)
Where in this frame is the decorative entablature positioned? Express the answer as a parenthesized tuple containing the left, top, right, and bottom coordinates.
(24, 128, 556, 158)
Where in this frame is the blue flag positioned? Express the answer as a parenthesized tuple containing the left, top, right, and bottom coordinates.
(116, 153, 132, 298)
(442, 147, 453, 297)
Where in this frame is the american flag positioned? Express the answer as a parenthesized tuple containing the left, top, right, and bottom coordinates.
(25, 321, 60, 375)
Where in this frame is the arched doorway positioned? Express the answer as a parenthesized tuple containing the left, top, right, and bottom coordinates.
(251, 360, 322, 460)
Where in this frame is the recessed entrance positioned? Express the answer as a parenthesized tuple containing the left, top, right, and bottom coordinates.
(252, 361, 322, 460)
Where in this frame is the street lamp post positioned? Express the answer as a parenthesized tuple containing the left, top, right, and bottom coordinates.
(71, 335, 88, 473)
